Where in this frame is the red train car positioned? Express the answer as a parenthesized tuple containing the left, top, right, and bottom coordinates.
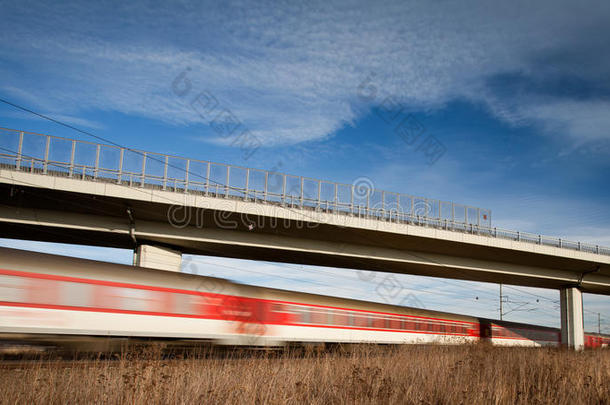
(0, 247, 607, 349)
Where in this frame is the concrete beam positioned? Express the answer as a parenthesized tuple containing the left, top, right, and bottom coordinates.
(134, 244, 182, 272)
(2, 169, 610, 265)
(2, 204, 610, 293)
(560, 287, 584, 350)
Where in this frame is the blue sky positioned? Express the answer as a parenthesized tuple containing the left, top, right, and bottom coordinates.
(1, 0, 609, 332)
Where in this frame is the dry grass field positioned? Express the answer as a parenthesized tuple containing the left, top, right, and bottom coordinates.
(0, 344, 608, 404)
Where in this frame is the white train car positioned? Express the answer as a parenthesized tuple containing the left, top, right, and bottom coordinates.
(0, 247, 606, 349)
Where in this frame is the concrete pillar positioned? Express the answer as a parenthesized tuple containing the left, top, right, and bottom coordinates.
(560, 287, 584, 350)
(134, 244, 182, 272)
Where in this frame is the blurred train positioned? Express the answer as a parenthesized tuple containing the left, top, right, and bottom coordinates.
(0, 247, 608, 351)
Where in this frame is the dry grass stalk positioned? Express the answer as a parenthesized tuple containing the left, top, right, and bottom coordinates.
(0, 344, 608, 404)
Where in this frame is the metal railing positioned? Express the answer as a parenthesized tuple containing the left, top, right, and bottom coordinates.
(0, 127, 608, 257)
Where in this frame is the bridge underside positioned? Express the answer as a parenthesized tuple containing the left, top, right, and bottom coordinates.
(1, 182, 609, 295)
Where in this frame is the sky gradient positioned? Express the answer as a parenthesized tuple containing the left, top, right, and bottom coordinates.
(1, 0, 609, 332)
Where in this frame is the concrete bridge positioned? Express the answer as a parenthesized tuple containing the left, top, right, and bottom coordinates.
(1, 127, 609, 349)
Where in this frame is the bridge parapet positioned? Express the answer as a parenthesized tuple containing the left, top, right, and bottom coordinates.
(0, 127, 608, 258)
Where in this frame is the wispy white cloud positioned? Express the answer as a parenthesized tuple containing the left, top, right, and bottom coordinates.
(1, 0, 609, 146)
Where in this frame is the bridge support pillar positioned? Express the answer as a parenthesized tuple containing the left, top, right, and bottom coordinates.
(134, 244, 182, 272)
(560, 287, 584, 350)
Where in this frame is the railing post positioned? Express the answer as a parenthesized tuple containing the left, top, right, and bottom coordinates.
(244, 168, 249, 200)
(69, 140, 76, 178)
(517, 231, 520, 242)
(117, 148, 124, 184)
(140, 152, 147, 187)
(184, 159, 190, 192)
(397, 195, 400, 221)
(43, 135, 50, 174)
(410, 197, 414, 220)
(559, 239, 562, 248)
(16, 131, 24, 170)
(477, 208, 480, 226)
(597, 245, 600, 254)
(205, 162, 210, 195)
(317, 180, 321, 208)
(381, 191, 385, 219)
(300, 176, 304, 207)
(282, 174, 287, 203)
(163, 155, 169, 190)
(264, 171, 268, 201)
(577, 241, 581, 251)
(225, 165, 230, 197)
(333, 183, 338, 211)
(94, 144, 100, 179)
(350, 185, 355, 214)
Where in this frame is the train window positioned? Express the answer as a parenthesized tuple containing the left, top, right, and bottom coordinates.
(372, 316, 384, 328)
(299, 308, 310, 324)
(0, 275, 27, 303)
(59, 281, 92, 308)
(390, 318, 400, 330)
(253, 301, 267, 323)
(334, 311, 348, 326)
(314, 310, 329, 324)
(354, 314, 368, 327)
(173, 293, 193, 315)
(119, 287, 152, 312)
(310, 310, 320, 324)
(28, 278, 60, 306)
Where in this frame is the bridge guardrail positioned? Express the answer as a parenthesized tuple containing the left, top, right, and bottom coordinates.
(0, 127, 608, 257)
